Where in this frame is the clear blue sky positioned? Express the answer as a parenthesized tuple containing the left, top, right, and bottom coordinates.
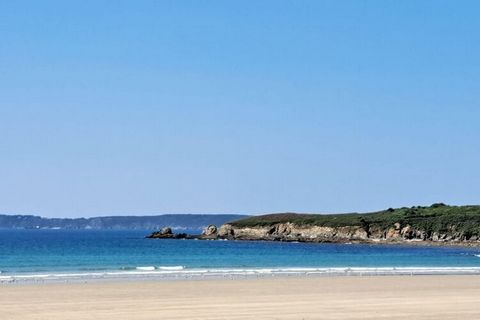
(1, 1, 479, 217)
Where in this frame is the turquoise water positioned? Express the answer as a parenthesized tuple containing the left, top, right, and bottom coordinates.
(1, 230, 479, 276)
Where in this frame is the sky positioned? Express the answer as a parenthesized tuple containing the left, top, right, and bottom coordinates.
(0, 1, 479, 218)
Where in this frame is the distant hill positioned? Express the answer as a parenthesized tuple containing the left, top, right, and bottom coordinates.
(0, 214, 248, 231)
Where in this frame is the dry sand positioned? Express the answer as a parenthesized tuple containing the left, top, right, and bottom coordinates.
(1, 275, 479, 319)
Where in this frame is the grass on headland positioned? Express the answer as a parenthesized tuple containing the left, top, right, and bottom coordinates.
(229, 204, 480, 236)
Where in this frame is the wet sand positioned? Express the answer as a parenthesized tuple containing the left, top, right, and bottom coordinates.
(1, 275, 479, 319)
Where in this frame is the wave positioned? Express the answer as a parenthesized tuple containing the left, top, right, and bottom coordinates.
(135, 266, 185, 271)
(120, 266, 186, 271)
(136, 266, 156, 271)
(157, 266, 185, 271)
(2, 266, 480, 283)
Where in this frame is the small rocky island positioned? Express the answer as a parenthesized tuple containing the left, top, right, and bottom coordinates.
(146, 225, 219, 240)
(147, 204, 480, 246)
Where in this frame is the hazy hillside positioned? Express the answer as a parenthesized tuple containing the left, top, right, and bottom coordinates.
(0, 214, 248, 231)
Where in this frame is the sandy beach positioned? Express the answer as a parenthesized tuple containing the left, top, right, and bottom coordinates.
(1, 275, 479, 320)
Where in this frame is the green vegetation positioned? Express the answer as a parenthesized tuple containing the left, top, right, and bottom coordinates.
(230, 204, 480, 236)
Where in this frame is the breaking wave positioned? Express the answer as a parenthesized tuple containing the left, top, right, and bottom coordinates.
(2, 266, 480, 283)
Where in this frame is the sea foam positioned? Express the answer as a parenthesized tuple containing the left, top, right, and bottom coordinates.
(157, 266, 185, 271)
(136, 266, 156, 271)
(2, 266, 480, 283)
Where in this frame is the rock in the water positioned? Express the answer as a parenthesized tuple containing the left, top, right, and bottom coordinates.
(146, 227, 199, 240)
(146, 226, 175, 238)
(173, 233, 188, 239)
(203, 225, 217, 236)
(160, 227, 172, 235)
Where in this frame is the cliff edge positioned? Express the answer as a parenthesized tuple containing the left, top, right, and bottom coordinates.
(212, 204, 480, 245)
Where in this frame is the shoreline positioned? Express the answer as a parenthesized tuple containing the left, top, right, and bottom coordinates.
(181, 237, 480, 247)
(1, 275, 479, 319)
(2, 266, 480, 284)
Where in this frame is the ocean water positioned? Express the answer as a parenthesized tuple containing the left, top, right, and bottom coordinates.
(1, 230, 480, 281)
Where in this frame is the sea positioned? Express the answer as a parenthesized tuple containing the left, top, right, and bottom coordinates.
(1, 229, 480, 282)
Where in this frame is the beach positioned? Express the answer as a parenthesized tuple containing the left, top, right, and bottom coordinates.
(1, 275, 479, 319)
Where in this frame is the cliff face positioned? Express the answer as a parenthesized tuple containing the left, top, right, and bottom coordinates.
(217, 223, 367, 242)
(211, 205, 480, 245)
(145, 205, 480, 245)
(215, 221, 479, 244)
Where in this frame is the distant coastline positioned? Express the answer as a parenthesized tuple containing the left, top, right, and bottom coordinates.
(0, 214, 247, 231)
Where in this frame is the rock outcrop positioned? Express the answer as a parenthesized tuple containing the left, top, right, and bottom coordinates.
(146, 227, 174, 238)
(209, 222, 479, 245)
(199, 224, 217, 239)
(147, 225, 220, 240)
(146, 203, 480, 246)
(146, 227, 190, 239)
(215, 223, 370, 242)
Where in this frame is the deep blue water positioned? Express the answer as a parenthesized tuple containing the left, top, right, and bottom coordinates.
(0, 230, 479, 274)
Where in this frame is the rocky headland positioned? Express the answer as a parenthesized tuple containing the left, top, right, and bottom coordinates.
(147, 204, 480, 246)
